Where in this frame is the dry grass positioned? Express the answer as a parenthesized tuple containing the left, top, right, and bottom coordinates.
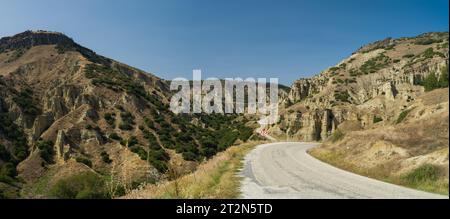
(310, 148, 449, 195)
(122, 141, 263, 199)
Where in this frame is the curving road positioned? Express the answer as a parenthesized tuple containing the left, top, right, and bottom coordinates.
(240, 142, 448, 199)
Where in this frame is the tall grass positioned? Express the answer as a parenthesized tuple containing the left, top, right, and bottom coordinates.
(123, 141, 262, 199)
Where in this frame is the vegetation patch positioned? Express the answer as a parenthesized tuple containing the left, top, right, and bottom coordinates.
(420, 65, 448, 91)
(50, 172, 109, 199)
(104, 112, 116, 127)
(399, 164, 447, 194)
(119, 111, 135, 130)
(329, 129, 345, 142)
(37, 140, 55, 164)
(360, 53, 391, 74)
(75, 157, 93, 168)
(100, 151, 112, 164)
(12, 88, 40, 116)
(123, 141, 261, 199)
(334, 90, 351, 103)
(373, 116, 383, 124)
(85, 64, 151, 100)
(422, 48, 445, 59)
(396, 109, 413, 124)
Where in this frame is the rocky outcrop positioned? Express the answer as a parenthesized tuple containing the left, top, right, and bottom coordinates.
(275, 32, 449, 141)
(54, 130, 70, 163)
(0, 30, 74, 52)
(31, 112, 54, 141)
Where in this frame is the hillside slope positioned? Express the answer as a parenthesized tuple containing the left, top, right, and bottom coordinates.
(0, 31, 256, 198)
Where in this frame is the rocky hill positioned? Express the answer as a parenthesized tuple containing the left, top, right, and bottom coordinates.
(274, 32, 448, 141)
(272, 32, 449, 194)
(0, 31, 256, 198)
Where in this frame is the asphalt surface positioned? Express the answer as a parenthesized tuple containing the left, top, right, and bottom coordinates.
(240, 142, 448, 199)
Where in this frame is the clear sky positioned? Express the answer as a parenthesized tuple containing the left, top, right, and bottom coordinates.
(0, 0, 448, 85)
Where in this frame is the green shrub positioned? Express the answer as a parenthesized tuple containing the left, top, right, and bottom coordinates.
(0, 162, 17, 183)
(402, 164, 440, 185)
(126, 136, 139, 147)
(237, 125, 253, 142)
(130, 146, 147, 160)
(329, 67, 340, 71)
(0, 113, 28, 161)
(50, 172, 108, 199)
(36, 140, 54, 164)
(0, 144, 11, 162)
(414, 38, 442, 45)
(104, 113, 116, 127)
(119, 111, 135, 130)
(438, 65, 449, 88)
(396, 109, 412, 124)
(75, 157, 93, 168)
(402, 54, 414, 58)
(420, 65, 449, 92)
(12, 88, 40, 116)
(329, 129, 345, 142)
(373, 116, 383, 123)
(334, 91, 351, 103)
(360, 53, 390, 74)
(422, 48, 444, 59)
(423, 72, 439, 91)
(84, 64, 150, 99)
(109, 132, 122, 141)
(100, 152, 112, 164)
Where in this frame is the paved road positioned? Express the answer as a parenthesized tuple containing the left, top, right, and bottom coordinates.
(240, 142, 448, 199)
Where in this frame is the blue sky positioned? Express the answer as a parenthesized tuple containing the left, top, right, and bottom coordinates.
(0, 0, 448, 85)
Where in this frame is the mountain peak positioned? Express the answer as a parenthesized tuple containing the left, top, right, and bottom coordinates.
(0, 30, 74, 53)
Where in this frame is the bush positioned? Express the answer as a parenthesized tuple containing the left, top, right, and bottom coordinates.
(126, 136, 139, 147)
(0, 113, 29, 162)
(414, 38, 442, 45)
(119, 111, 135, 130)
(75, 157, 93, 168)
(423, 72, 439, 91)
(421, 66, 449, 92)
(329, 129, 345, 142)
(130, 146, 147, 160)
(402, 54, 414, 58)
(12, 88, 40, 116)
(0, 162, 17, 183)
(104, 113, 116, 127)
(50, 172, 108, 199)
(100, 152, 112, 164)
(402, 164, 440, 185)
(439, 65, 449, 88)
(396, 109, 412, 124)
(109, 132, 122, 141)
(360, 53, 390, 74)
(373, 116, 383, 124)
(36, 140, 54, 164)
(334, 91, 351, 103)
(422, 48, 444, 59)
(0, 144, 11, 162)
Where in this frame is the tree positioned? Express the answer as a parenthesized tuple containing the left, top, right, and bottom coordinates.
(439, 65, 449, 88)
(423, 72, 439, 92)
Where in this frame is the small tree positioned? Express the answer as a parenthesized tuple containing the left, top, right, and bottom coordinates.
(423, 72, 439, 92)
(439, 65, 449, 88)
